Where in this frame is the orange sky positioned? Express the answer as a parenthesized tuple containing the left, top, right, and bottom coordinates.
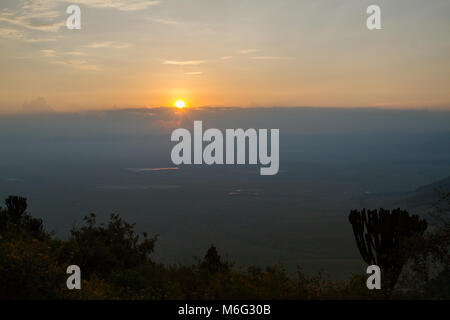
(1, 0, 450, 113)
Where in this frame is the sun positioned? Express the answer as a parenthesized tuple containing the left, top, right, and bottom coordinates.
(174, 100, 187, 109)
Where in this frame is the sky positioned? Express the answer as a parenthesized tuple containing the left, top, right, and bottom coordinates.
(0, 0, 449, 113)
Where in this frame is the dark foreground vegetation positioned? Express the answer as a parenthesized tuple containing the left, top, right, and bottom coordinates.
(0, 194, 449, 300)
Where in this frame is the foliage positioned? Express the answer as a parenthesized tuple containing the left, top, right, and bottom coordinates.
(395, 190, 450, 299)
(0, 237, 67, 299)
(0, 195, 447, 300)
(0, 196, 49, 241)
(68, 213, 158, 278)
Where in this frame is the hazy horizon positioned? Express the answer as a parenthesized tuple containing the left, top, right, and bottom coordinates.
(1, 106, 449, 277)
(3, 104, 450, 116)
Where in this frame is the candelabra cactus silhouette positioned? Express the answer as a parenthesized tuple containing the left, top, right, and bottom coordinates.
(348, 208, 428, 289)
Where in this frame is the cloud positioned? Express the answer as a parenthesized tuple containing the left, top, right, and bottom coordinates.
(0, 0, 159, 35)
(24, 37, 59, 43)
(64, 51, 86, 56)
(250, 56, 281, 60)
(0, 27, 59, 42)
(55, 59, 100, 71)
(163, 60, 205, 66)
(221, 56, 233, 60)
(21, 0, 159, 13)
(37, 48, 99, 70)
(184, 71, 203, 75)
(40, 49, 56, 57)
(22, 97, 54, 113)
(0, 27, 25, 40)
(87, 41, 130, 49)
(149, 17, 180, 25)
(0, 9, 65, 32)
(74, 0, 160, 11)
(239, 49, 259, 54)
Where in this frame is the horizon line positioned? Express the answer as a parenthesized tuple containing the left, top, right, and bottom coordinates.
(2, 104, 450, 116)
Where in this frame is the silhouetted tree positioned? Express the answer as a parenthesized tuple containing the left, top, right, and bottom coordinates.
(69, 213, 158, 277)
(201, 245, 228, 274)
(348, 208, 427, 289)
(0, 196, 47, 240)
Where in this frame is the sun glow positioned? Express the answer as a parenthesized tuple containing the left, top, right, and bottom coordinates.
(174, 100, 187, 109)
